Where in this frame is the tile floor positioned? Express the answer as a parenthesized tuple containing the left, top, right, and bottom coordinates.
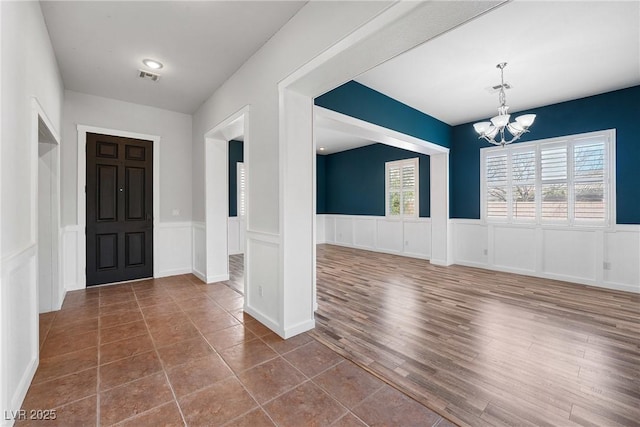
(18, 274, 452, 426)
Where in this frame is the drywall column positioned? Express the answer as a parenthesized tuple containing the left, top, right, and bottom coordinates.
(205, 138, 230, 283)
(430, 153, 453, 265)
(279, 88, 315, 337)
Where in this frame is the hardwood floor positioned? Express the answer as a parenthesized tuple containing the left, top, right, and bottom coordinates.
(311, 244, 640, 427)
(227, 254, 244, 294)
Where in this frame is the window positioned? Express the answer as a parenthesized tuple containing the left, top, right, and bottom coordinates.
(481, 129, 614, 226)
(237, 162, 246, 217)
(386, 158, 418, 218)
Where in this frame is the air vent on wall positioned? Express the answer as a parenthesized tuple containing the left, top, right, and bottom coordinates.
(138, 69, 160, 82)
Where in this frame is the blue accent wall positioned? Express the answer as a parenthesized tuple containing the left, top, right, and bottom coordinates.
(317, 154, 327, 214)
(228, 140, 244, 217)
(450, 85, 640, 224)
(320, 144, 430, 217)
(317, 80, 639, 224)
(315, 81, 452, 148)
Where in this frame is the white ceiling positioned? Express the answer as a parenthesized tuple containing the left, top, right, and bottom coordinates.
(40, 1, 639, 153)
(355, 1, 640, 126)
(40, 1, 306, 114)
(315, 127, 374, 155)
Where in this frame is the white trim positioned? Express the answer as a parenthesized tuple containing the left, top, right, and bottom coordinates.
(385, 157, 419, 218)
(314, 106, 448, 156)
(76, 125, 161, 287)
(203, 105, 250, 285)
(32, 97, 64, 312)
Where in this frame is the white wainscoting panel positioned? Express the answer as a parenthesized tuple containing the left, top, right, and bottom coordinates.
(451, 219, 639, 294)
(244, 231, 281, 333)
(316, 214, 326, 244)
(604, 227, 640, 288)
(453, 220, 488, 266)
(157, 222, 192, 278)
(542, 229, 597, 282)
(192, 222, 206, 282)
(353, 217, 376, 249)
(228, 217, 246, 255)
(324, 216, 335, 243)
(1, 244, 39, 423)
(62, 225, 83, 291)
(335, 217, 354, 246)
(319, 215, 431, 260)
(376, 220, 403, 253)
(493, 226, 536, 273)
(404, 220, 431, 257)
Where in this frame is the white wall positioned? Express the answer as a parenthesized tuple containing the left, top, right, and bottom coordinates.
(452, 220, 640, 294)
(0, 2, 64, 423)
(60, 91, 194, 290)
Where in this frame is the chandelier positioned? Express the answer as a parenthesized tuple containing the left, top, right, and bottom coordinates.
(473, 63, 536, 146)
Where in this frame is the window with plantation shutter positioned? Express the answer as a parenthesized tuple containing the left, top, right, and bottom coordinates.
(481, 129, 614, 227)
(386, 158, 419, 218)
(237, 162, 246, 217)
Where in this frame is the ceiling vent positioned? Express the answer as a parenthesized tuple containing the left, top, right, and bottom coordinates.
(138, 70, 160, 82)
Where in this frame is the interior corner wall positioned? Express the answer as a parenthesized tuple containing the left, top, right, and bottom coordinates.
(321, 143, 431, 217)
(1, 1, 63, 423)
(450, 85, 640, 224)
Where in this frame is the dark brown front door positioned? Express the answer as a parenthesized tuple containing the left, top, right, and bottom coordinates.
(86, 133, 153, 286)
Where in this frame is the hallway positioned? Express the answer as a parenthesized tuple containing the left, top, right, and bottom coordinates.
(19, 274, 447, 426)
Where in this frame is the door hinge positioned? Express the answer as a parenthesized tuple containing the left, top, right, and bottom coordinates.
(84, 185, 86, 193)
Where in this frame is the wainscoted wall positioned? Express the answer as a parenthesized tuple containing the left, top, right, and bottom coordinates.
(192, 222, 206, 282)
(318, 214, 432, 259)
(228, 217, 246, 255)
(62, 222, 200, 291)
(244, 229, 281, 333)
(1, 244, 39, 419)
(451, 220, 640, 293)
(157, 223, 193, 277)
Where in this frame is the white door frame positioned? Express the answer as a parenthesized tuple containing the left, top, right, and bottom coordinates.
(31, 98, 63, 313)
(204, 106, 249, 284)
(76, 125, 161, 287)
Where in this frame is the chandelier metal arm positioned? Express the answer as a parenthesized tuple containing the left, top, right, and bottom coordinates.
(473, 62, 536, 147)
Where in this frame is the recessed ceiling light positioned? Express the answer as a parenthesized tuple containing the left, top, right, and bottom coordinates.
(319, 147, 325, 151)
(142, 59, 163, 70)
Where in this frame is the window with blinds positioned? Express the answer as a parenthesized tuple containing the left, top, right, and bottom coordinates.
(237, 162, 246, 217)
(386, 158, 419, 218)
(481, 129, 614, 226)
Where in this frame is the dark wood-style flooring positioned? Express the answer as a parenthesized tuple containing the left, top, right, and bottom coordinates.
(311, 244, 640, 427)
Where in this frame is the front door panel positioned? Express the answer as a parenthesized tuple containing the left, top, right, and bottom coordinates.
(86, 133, 153, 286)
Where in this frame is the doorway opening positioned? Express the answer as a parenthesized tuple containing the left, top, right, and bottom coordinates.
(204, 107, 249, 296)
(37, 114, 61, 312)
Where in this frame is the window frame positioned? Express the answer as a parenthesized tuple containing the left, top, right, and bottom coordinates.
(480, 129, 616, 228)
(385, 157, 419, 219)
